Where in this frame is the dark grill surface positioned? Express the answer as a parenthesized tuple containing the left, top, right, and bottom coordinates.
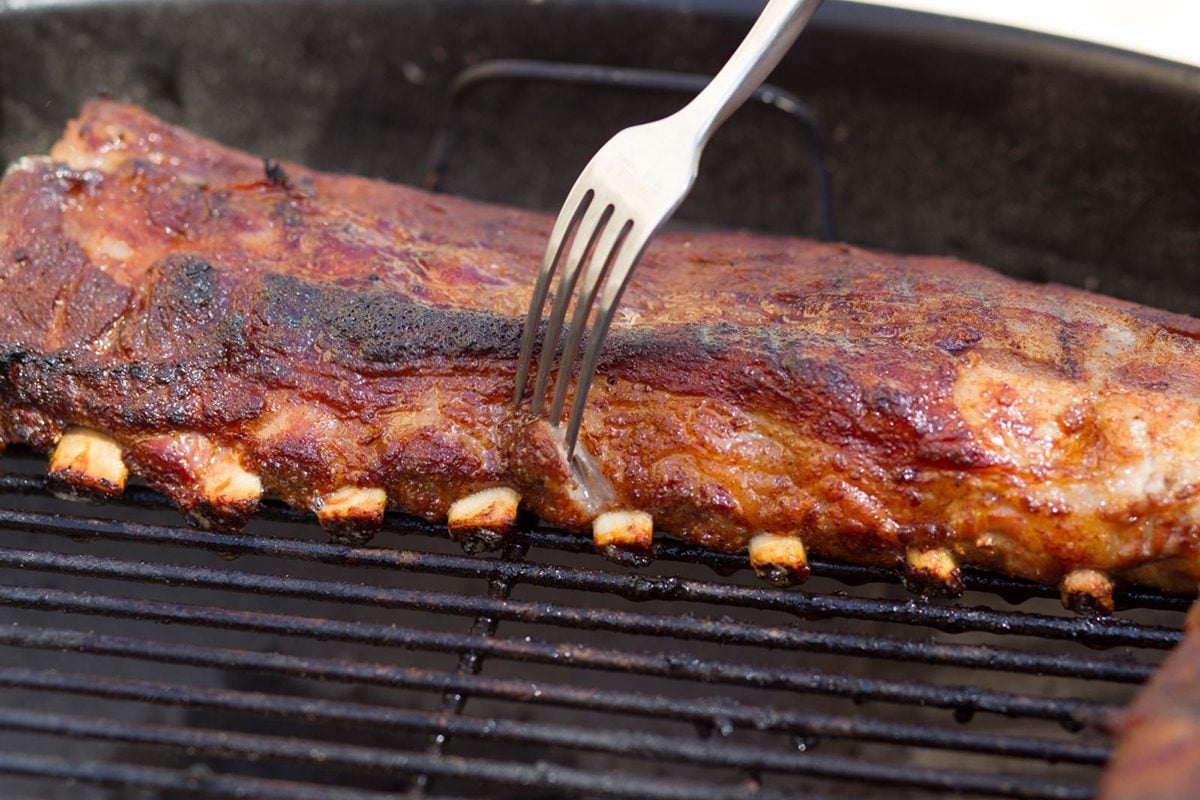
(0, 447, 1187, 800)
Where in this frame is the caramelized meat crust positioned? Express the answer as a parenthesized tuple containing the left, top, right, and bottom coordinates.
(3, 100, 1200, 600)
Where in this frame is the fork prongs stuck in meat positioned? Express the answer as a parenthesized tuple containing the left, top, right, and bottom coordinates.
(514, 181, 643, 460)
(513, 0, 826, 461)
(511, 117, 697, 463)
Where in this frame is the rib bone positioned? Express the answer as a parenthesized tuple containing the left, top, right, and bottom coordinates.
(191, 448, 263, 530)
(749, 533, 810, 586)
(593, 510, 653, 566)
(48, 427, 128, 497)
(1061, 568, 1115, 615)
(317, 486, 387, 546)
(447, 487, 520, 554)
(904, 546, 964, 597)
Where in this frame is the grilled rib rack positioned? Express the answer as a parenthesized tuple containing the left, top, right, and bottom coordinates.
(0, 446, 1186, 800)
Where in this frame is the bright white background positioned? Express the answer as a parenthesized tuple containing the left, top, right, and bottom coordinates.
(847, 0, 1200, 67)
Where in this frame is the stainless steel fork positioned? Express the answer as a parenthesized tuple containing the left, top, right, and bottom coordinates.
(513, 0, 824, 458)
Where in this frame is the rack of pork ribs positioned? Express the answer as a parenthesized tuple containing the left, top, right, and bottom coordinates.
(3, 100, 1199, 614)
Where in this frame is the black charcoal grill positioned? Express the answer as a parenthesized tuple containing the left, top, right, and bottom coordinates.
(0, 1, 1198, 798)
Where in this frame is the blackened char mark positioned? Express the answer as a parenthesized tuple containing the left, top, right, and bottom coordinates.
(934, 326, 984, 354)
(121, 255, 247, 364)
(1055, 318, 1094, 380)
(261, 157, 315, 199)
(1, 350, 264, 433)
(257, 272, 524, 365)
(262, 158, 293, 190)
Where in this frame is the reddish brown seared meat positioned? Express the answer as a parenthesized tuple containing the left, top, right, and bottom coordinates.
(2, 100, 1200, 607)
(1100, 602, 1200, 799)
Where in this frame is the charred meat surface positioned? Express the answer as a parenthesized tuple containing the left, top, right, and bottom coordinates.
(1100, 602, 1200, 799)
(2, 100, 1200, 602)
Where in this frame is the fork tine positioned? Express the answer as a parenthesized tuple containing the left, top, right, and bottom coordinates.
(529, 199, 614, 417)
(547, 216, 633, 424)
(512, 186, 594, 407)
(562, 229, 649, 458)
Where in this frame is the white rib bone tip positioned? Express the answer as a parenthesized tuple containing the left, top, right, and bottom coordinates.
(448, 487, 521, 533)
(1061, 568, 1114, 615)
(317, 487, 387, 528)
(904, 546, 964, 596)
(200, 450, 263, 507)
(749, 533, 809, 586)
(49, 427, 128, 496)
(592, 510, 653, 553)
(905, 546, 957, 579)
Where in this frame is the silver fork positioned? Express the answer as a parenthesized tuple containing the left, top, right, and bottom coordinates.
(513, 0, 824, 459)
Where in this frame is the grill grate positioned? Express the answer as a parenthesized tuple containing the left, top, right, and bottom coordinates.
(0, 447, 1187, 799)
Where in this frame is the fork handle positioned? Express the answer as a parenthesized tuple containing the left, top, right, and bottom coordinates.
(679, 0, 823, 143)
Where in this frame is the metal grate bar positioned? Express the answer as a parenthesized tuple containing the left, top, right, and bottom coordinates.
(0, 707, 811, 800)
(0, 544, 1153, 682)
(411, 541, 528, 798)
(0, 584, 1113, 724)
(0, 506, 1180, 649)
(0, 705, 1095, 799)
(0, 662, 1104, 782)
(0, 751, 425, 800)
(0, 666, 1111, 768)
(0, 623, 1109, 763)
